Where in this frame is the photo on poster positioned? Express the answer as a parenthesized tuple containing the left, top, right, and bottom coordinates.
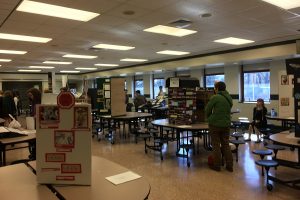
(39, 105, 59, 128)
(54, 130, 75, 148)
(74, 107, 89, 129)
(104, 83, 110, 90)
(281, 75, 289, 85)
(280, 97, 289, 106)
(105, 99, 111, 109)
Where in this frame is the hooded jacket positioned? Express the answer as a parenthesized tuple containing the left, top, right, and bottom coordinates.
(205, 90, 233, 128)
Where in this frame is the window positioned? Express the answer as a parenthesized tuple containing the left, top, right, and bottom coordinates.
(153, 78, 165, 98)
(205, 74, 225, 88)
(134, 80, 144, 95)
(243, 71, 270, 102)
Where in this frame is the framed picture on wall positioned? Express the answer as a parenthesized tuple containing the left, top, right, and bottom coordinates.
(280, 97, 289, 106)
(281, 75, 289, 85)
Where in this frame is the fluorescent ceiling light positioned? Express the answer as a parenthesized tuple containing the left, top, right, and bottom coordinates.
(135, 72, 143, 75)
(120, 58, 148, 62)
(120, 73, 127, 76)
(94, 63, 119, 67)
(144, 25, 197, 37)
(0, 49, 27, 54)
(17, 0, 100, 22)
(206, 63, 224, 67)
(157, 50, 190, 55)
(261, 0, 300, 10)
(43, 61, 72, 65)
(63, 54, 97, 59)
(75, 67, 97, 70)
(0, 59, 12, 62)
(29, 66, 55, 69)
(93, 44, 135, 50)
(154, 70, 163, 72)
(60, 70, 80, 73)
(214, 37, 254, 45)
(0, 33, 51, 43)
(18, 69, 41, 72)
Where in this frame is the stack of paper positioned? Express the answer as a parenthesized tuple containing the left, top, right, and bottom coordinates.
(105, 171, 141, 185)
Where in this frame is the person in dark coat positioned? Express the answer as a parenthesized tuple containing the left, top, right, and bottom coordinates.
(27, 88, 41, 116)
(247, 98, 267, 143)
(2, 90, 16, 119)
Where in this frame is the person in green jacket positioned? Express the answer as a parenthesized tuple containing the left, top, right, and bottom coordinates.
(205, 81, 233, 172)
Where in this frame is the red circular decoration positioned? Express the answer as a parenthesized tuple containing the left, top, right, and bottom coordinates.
(57, 92, 75, 109)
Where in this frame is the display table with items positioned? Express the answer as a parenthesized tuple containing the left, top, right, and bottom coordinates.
(27, 156, 151, 200)
(0, 163, 57, 200)
(0, 128, 36, 166)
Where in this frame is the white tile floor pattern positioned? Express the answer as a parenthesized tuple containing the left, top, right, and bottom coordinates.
(4, 127, 300, 200)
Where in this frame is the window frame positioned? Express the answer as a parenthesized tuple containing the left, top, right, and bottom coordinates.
(134, 78, 144, 95)
(241, 69, 270, 103)
(204, 72, 225, 89)
(152, 78, 165, 99)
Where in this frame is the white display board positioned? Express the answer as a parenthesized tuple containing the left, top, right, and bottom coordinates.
(278, 71, 294, 118)
(36, 102, 91, 185)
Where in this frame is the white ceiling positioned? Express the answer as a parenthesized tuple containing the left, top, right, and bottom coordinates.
(0, 0, 300, 74)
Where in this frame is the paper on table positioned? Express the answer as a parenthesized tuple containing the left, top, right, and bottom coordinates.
(105, 171, 141, 185)
(0, 126, 9, 133)
(177, 125, 192, 128)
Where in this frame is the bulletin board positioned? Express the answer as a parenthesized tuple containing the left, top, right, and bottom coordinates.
(278, 71, 294, 118)
(36, 93, 91, 185)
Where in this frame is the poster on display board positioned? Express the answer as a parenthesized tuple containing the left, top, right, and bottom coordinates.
(36, 94, 91, 185)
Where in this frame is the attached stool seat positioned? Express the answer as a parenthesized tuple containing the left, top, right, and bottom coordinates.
(229, 139, 245, 162)
(252, 149, 272, 176)
(255, 160, 279, 191)
(265, 144, 285, 159)
(230, 132, 244, 140)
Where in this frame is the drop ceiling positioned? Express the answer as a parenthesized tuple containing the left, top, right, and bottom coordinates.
(0, 0, 300, 74)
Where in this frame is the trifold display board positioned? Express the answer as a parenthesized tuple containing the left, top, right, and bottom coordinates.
(96, 77, 126, 117)
(36, 92, 91, 185)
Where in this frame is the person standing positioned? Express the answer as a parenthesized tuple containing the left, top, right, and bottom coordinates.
(205, 81, 233, 172)
(247, 98, 267, 142)
(2, 90, 17, 119)
(133, 90, 146, 112)
(27, 88, 41, 116)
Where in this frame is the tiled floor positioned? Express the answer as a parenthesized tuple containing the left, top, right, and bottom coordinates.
(4, 129, 300, 200)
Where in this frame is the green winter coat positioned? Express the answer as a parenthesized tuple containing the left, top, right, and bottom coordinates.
(205, 91, 233, 128)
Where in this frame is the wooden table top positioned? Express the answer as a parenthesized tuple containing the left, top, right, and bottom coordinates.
(270, 131, 300, 147)
(0, 132, 36, 145)
(99, 112, 152, 120)
(151, 119, 209, 130)
(0, 164, 56, 200)
(266, 115, 295, 121)
(28, 156, 150, 200)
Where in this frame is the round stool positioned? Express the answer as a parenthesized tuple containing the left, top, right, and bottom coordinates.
(229, 139, 245, 162)
(230, 132, 244, 140)
(255, 160, 279, 191)
(265, 144, 285, 159)
(252, 149, 272, 176)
